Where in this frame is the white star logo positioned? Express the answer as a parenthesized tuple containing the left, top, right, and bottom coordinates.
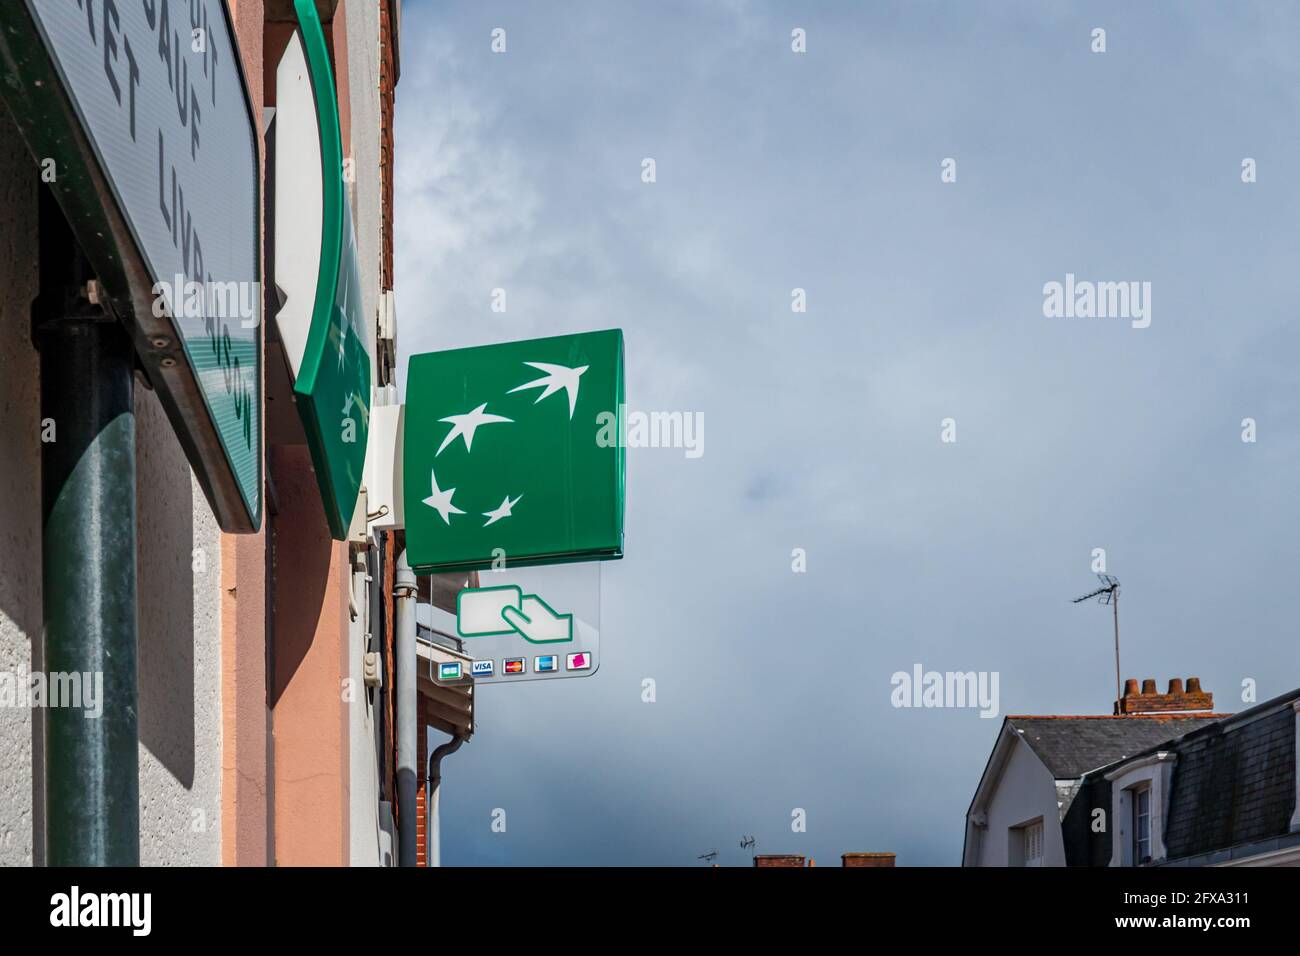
(507, 361, 589, 419)
(421, 468, 465, 525)
(436, 403, 514, 456)
(481, 493, 522, 527)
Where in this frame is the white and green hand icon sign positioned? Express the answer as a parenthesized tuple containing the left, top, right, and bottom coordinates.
(456, 585, 574, 644)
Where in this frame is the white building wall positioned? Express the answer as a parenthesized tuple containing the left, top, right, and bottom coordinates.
(346, 0, 384, 364)
(348, 559, 383, 867)
(976, 738, 1068, 867)
(0, 108, 42, 867)
(135, 398, 223, 866)
(0, 107, 222, 866)
(344, 0, 387, 867)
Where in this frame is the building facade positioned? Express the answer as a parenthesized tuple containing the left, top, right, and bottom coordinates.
(0, 0, 443, 868)
(964, 678, 1300, 867)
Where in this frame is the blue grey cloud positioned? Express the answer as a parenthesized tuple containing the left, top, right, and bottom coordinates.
(397, 0, 1300, 865)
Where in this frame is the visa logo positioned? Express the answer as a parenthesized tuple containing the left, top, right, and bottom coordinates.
(471, 660, 494, 676)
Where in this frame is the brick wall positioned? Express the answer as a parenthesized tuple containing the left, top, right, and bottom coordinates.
(378, 0, 397, 292)
(842, 852, 896, 867)
(416, 697, 429, 866)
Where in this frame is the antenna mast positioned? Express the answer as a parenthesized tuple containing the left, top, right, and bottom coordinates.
(1072, 574, 1122, 710)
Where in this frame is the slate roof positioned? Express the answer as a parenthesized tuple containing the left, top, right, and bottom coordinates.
(1008, 714, 1225, 779)
(1160, 700, 1295, 860)
(1055, 692, 1300, 866)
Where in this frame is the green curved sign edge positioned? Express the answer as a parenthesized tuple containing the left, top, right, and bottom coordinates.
(289, 0, 371, 540)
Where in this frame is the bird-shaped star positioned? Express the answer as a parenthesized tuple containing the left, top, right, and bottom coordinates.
(421, 467, 465, 525)
(482, 493, 522, 527)
(507, 362, 589, 419)
(436, 403, 513, 456)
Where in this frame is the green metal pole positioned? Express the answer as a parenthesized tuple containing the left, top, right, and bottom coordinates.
(37, 298, 140, 866)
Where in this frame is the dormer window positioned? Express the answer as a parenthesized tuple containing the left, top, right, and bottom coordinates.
(1105, 753, 1175, 867)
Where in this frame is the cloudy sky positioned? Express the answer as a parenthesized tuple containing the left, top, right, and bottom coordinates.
(394, 1, 1300, 865)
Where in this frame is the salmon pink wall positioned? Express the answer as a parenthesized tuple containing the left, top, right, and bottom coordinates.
(222, 0, 272, 868)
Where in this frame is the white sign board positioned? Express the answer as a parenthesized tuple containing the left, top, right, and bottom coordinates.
(426, 563, 601, 684)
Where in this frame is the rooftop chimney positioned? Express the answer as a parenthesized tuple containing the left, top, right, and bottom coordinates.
(1115, 676, 1213, 715)
(842, 852, 896, 867)
(753, 854, 806, 867)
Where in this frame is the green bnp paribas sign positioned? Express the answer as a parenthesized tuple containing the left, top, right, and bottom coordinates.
(277, 0, 370, 539)
(404, 330, 625, 574)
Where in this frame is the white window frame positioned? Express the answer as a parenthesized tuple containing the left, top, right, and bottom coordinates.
(1131, 784, 1152, 865)
(1009, 817, 1044, 867)
(1023, 819, 1044, 867)
(1105, 752, 1176, 867)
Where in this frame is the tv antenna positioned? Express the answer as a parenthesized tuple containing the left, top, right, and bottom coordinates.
(739, 835, 756, 852)
(1072, 573, 1122, 709)
(697, 849, 718, 863)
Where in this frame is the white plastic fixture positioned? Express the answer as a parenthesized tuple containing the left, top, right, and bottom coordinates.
(363, 402, 404, 532)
